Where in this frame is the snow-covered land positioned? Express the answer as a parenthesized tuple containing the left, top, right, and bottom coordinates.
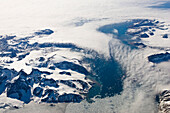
(0, 31, 94, 104)
(0, 0, 170, 113)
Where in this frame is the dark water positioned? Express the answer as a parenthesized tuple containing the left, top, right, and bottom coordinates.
(84, 56, 125, 101)
(98, 20, 141, 48)
(97, 21, 133, 37)
(97, 20, 140, 44)
(85, 20, 138, 101)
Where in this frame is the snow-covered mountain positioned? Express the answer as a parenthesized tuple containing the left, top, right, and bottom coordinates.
(0, 29, 96, 105)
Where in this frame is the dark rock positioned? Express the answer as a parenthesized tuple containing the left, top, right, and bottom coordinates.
(141, 27, 149, 32)
(133, 19, 155, 27)
(152, 29, 156, 32)
(49, 66, 55, 70)
(40, 78, 59, 88)
(163, 34, 168, 38)
(41, 89, 59, 103)
(33, 87, 43, 97)
(38, 43, 79, 49)
(10, 51, 17, 58)
(39, 57, 45, 62)
(18, 70, 28, 79)
(0, 76, 7, 94)
(149, 32, 154, 36)
(4, 68, 58, 104)
(132, 43, 147, 48)
(6, 78, 32, 103)
(58, 93, 83, 103)
(60, 80, 76, 88)
(0, 29, 93, 105)
(59, 71, 71, 76)
(140, 33, 149, 38)
(66, 72, 71, 76)
(18, 53, 30, 61)
(30, 69, 51, 76)
(34, 29, 54, 35)
(29, 69, 43, 84)
(155, 21, 159, 24)
(6, 60, 14, 63)
(148, 52, 170, 63)
(50, 104, 55, 106)
(156, 27, 167, 30)
(59, 71, 65, 75)
(0, 68, 18, 95)
(72, 80, 89, 90)
(157, 90, 170, 113)
(13, 106, 19, 109)
(37, 62, 48, 68)
(54, 61, 89, 75)
(4, 35, 16, 40)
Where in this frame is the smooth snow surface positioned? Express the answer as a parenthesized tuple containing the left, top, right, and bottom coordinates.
(0, 0, 170, 113)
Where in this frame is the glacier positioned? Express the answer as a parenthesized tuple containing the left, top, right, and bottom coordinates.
(0, 0, 170, 113)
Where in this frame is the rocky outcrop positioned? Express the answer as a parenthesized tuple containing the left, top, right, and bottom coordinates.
(157, 90, 170, 113)
(148, 52, 170, 63)
(0, 68, 18, 95)
(0, 29, 93, 106)
(163, 34, 168, 38)
(140, 33, 149, 38)
(54, 61, 89, 75)
(133, 43, 147, 48)
(2, 68, 89, 103)
(34, 29, 54, 35)
(58, 93, 83, 103)
(59, 71, 71, 76)
(127, 19, 168, 39)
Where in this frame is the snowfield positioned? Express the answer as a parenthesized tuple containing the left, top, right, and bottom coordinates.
(0, 0, 170, 113)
